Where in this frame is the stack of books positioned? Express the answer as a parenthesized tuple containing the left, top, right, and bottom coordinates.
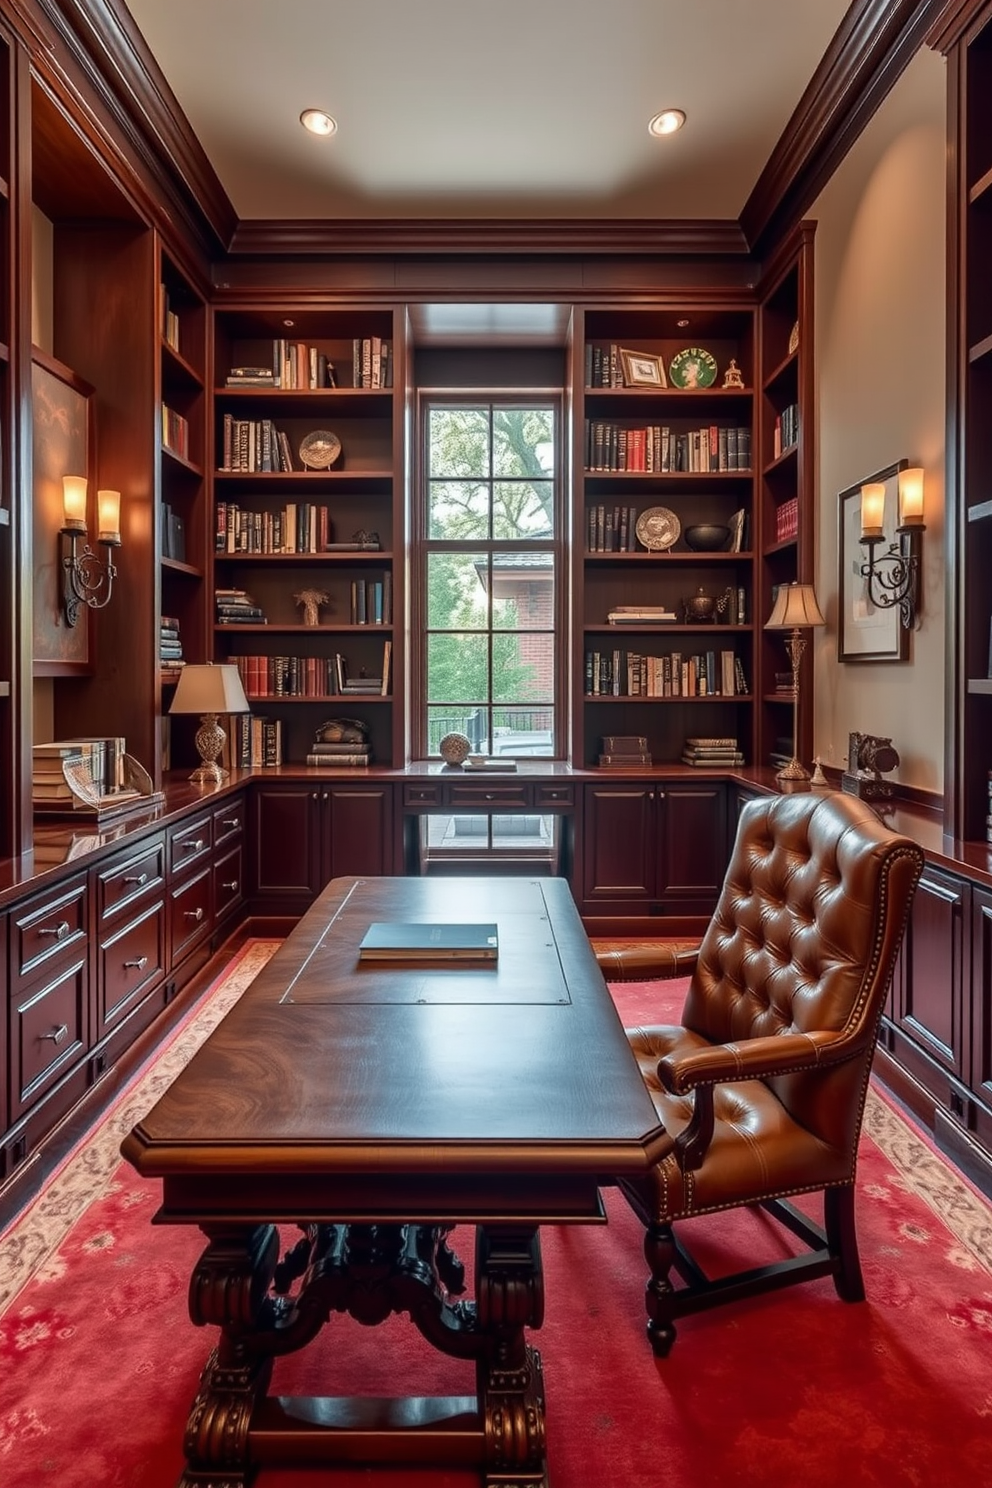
(32, 742, 85, 808)
(607, 605, 677, 625)
(216, 588, 267, 625)
(682, 737, 745, 767)
(160, 614, 184, 670)
(306, 739, 373, 768)
(598, 734, 652, 767)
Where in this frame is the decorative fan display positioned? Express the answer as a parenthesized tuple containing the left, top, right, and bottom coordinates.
(299, 429, 342, 469)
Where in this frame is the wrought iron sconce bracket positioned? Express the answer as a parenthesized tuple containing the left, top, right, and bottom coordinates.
(858, 524, 923, 631)
(60, 527, 119, 627)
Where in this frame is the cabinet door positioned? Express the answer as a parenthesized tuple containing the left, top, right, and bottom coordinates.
(657, 784, 727, 909)
(970, 886, 992, 1146)
(249, 784, 322, 900)
(321, 785, 395, 882)
(581, 783, 656, 906)
(893, 866, 968, 1085)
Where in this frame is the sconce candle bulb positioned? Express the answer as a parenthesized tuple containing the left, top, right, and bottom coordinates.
(859, 482, 886, 541)
(897, 466, 925, 527)
(61, 475, 89, 535)
(96, 489, 122, 546)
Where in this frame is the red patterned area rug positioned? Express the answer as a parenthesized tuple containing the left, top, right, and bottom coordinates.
(2, 946, 991, 1488)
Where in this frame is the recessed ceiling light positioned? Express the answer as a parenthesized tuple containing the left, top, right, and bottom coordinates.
(648, 109, 686, 138)
(300, 109, 337, 137)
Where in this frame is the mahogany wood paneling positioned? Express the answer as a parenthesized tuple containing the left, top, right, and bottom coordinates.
(895, 865, 968, 1078)
(250, 783, 322, 901)
(322, 785, 396, 881)
(657, 785, 727, 899)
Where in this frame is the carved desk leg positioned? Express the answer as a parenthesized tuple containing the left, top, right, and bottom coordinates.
(476, 1224, 548, 1488)
(178, 1224, 280, 1488)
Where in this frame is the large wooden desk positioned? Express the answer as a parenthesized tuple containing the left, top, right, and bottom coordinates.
(122, 875, 661, 1488)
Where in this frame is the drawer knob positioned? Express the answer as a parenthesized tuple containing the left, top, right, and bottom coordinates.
(181, 838, 205, 853)
(184, 907, 205, 922)
(124, 872, 148, 887)
(221, 817, 240, 829)
(38, 920, 70, 940)
(124, 956, 148, 970)
(221, 880, 239, 892)
(484, 792, 494, 800)
(41, 1023, 69, 1044)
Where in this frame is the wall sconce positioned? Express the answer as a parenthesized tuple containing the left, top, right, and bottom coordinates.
(859, 465, 925, 629)
(765, 581, 826, 786)
(60, 476, 121, 627)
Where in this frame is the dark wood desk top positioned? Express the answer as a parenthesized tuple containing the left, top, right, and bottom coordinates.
(122, 875, 661, 1224)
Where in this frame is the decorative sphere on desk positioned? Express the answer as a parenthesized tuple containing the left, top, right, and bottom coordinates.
(438, 732, 472, 765)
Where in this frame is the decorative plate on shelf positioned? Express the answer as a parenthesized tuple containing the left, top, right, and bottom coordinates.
(669, 346, 718, 389)
(299, 429, 342, 469)
(635, 506, 681, 552)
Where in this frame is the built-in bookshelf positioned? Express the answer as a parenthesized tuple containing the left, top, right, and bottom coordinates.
(0, 23, 14, 855)
(573, 306, 758, 769)
(756, 225, 816, 774)
(209, 306, 404, 767)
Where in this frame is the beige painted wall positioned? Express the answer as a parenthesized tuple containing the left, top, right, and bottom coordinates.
(810, 46, 947, 791)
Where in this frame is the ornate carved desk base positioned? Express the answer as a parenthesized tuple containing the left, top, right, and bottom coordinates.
(177, 1218, 549, 1488)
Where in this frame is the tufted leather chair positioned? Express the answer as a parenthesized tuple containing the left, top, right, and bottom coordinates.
(595, 790, 924, 1356)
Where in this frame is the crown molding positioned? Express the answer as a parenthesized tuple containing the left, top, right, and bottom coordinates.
(741, 0, 950, 256)
(926, 0, 990, 51)
(226, 217, 751, 260)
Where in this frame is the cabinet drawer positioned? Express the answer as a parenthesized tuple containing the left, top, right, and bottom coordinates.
(535, 783, 574, 808)
(168, 814, 212, 877)
(213, 798, 245, 848)
(169, 865, 212, 964)
(13, 875, 88, 980)
(98, 898, 166, 1037)
(447, 784, 530, 810)
(404, 783, 441, 807)
(97, 837, 165, 924)
(11, 954, 88, 1119)
(214, 842, 244, 921)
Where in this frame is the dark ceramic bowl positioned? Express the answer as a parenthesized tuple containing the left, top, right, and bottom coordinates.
(684, 523, 731, 552)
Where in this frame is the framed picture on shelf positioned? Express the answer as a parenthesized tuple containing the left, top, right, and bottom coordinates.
(619, 348, 666, 389)
(837, 462, 909, 663)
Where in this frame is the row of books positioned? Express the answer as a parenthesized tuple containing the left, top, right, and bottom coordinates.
(161, 501, 187, 561)
(597, 733, 652, 768)
(223, 713, 283, 768)
(162, 403, 190, 461)
(772, 403, 800, 459)
(349, 577, 391, 625)
(587, 504, 639, 552)
(682, 736, 745, 767)
(585, 344, 633, 389)
(584, 420, 752, 473)
(216, 588, 267, 625)
(161, 287, 181, 354)
(226, 340, 337, 390)
(228, 642, 391, 698)
(216, 501, 333, 554)
(352, 337, 393, 389)
(219, 416, 295, 474)
(32, 736, 126, 802)
(160, 614, 185, 669)
(585, 649, 748, 698)
(774, 496, 800, 542)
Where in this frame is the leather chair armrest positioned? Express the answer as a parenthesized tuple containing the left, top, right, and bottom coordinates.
(594, 942, 701, 983)
(657, 1027, 852, 1095)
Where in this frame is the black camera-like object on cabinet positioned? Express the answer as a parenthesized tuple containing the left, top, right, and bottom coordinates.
(841, 732, 900, 801)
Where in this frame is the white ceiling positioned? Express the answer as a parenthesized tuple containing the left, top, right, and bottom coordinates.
(124, 0, 853, 222)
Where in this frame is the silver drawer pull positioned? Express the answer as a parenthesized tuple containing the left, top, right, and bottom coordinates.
(221, 880, 239, 892)
(220, 817, 240, 829)
(184, 907, 205, 922)
(41, 1024, 69, 1044)
(123, 872, 149, 886)
(181, 838, 205, 853)
(38, 920, 70, 940)
(124, 956, 148, 970)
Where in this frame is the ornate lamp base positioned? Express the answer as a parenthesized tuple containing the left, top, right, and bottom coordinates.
(189, 713, 228, 784)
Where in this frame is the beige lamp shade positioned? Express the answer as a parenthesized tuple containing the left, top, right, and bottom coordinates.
(765, 582, 826, 630)
(169, 662, 250, 716)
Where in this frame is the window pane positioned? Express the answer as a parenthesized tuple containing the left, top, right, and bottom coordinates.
(427, 633, 489, 703)
(491, 632, 554, 707)
(428, 480, 490, 540)
(493, 481, 555, 539)
(493, 408, 554, 478)
(491, 552, 554, 629)
(429, 408, 490, 477)
(427, 551, 489, 629)
(490, 705, 555, 757)
(426, 706, 487, 755)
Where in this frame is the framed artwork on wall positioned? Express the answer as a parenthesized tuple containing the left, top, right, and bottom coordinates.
(837, 461, 909, 663)
(32, 350, 95, 673)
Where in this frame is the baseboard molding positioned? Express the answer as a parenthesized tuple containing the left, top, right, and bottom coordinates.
(933, 1108, 992, 1200)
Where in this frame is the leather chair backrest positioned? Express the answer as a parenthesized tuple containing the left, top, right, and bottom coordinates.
(682, 791, 924, 1154)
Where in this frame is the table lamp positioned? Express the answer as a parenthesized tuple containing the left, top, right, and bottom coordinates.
(168, 662, 250, 783)
(764, 581, 826, 785)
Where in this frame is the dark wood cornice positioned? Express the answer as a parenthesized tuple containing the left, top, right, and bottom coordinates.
(29, 0, 236, 257)
(226, 217, 750, 260)
(926, 0, 990, 51)
(741, 0, 950, 256)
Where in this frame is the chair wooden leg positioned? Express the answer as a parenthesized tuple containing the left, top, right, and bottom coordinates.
(825, 1185, 865, 1302)
(643, 1221, 678, 1357)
